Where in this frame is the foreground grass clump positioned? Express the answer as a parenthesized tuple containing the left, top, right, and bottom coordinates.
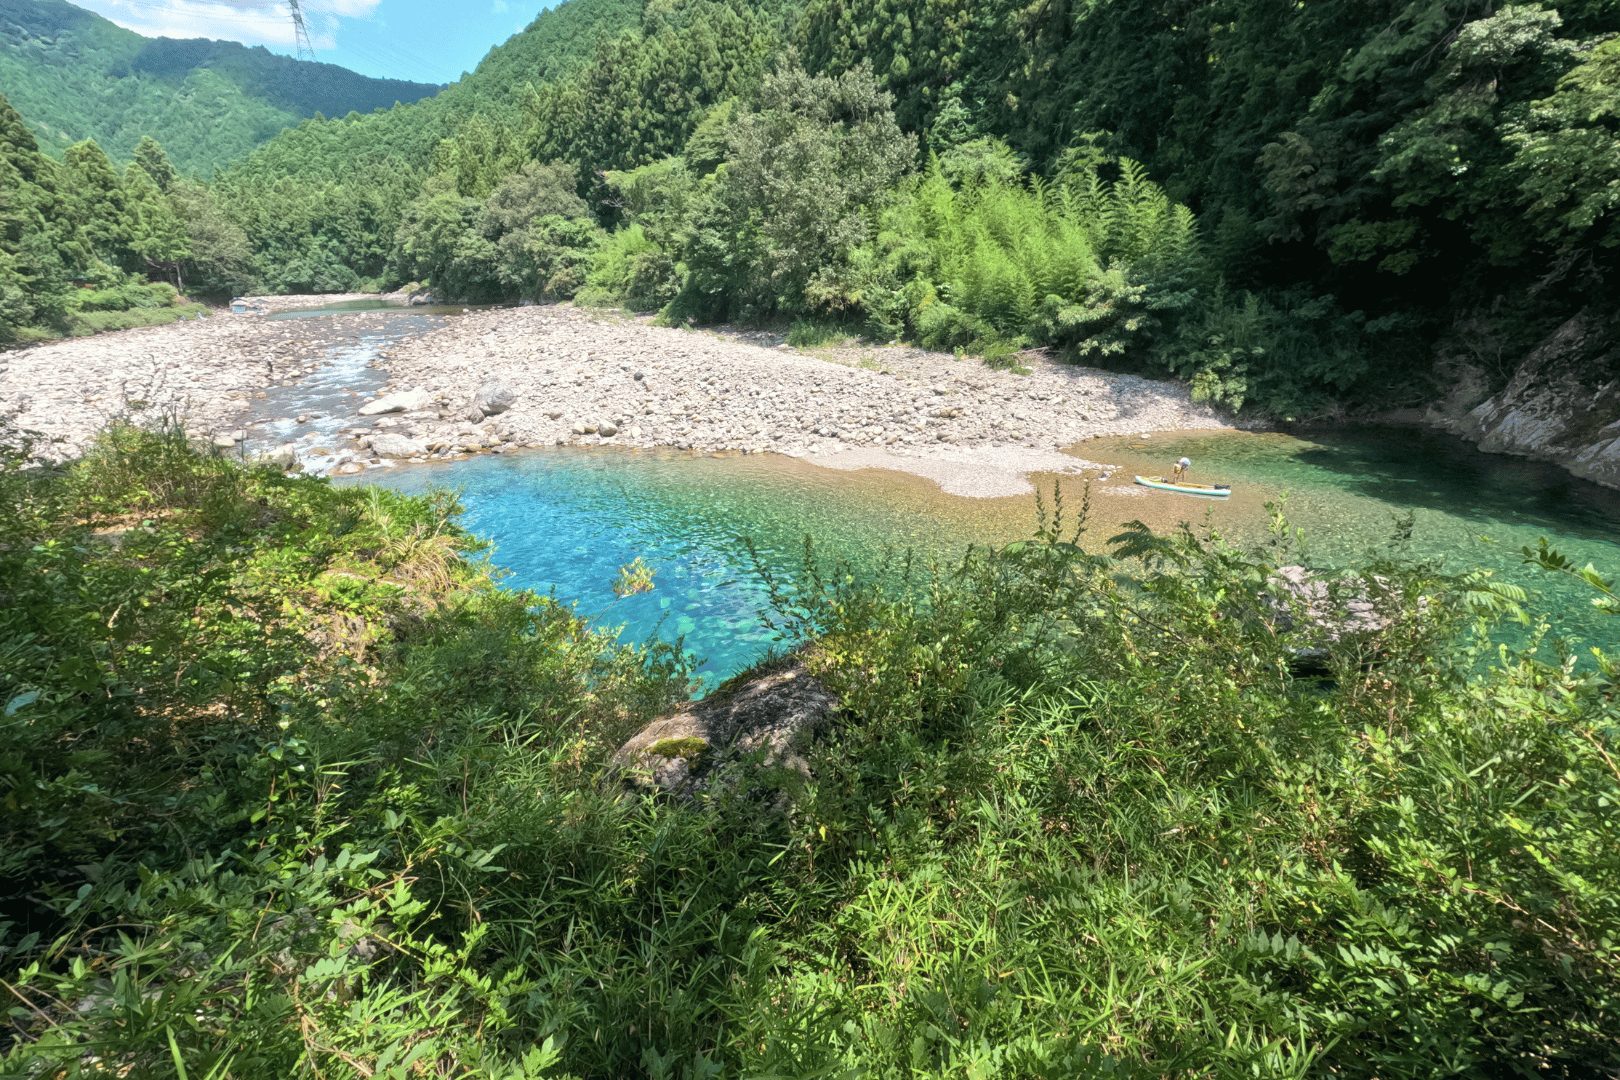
(2, 432, 1617, 1077)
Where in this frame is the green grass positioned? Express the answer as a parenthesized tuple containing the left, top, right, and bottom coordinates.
(785, 316, 856, 348)
(1, 430, 1616, 1077)
(63, 300, 207, 336)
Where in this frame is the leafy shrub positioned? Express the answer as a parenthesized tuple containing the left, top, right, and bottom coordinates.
(579, 223, 680, 311)
(858, 154, 1205, 367)
(742, 499, 1620, 1075)
(784, 316, 852, 347)
(676, 64, 916, 321)
(912, 297, 985, 351)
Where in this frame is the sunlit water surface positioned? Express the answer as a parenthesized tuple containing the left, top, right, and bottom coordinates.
(364, 427, 1620, 684)
(252, 308, 1619, 680)
(1082, 428, 1620, 648)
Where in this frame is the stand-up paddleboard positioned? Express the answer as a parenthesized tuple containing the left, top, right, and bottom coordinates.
(1134, 475, 1232, 498)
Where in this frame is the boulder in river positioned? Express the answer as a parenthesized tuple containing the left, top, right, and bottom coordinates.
(359, 388, 433, 416)
(365, 433, 427, 458)
(1265, 565, 1416, 672)
(259, 444, 300, 470)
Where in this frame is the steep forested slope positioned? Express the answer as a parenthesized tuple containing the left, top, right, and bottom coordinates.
(214, 0, 730, 291)
(220, 0, 1620, 418)
(0, 0, 440, 174)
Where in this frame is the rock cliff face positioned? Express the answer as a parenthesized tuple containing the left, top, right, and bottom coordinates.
(1431, 313, 1620, 490)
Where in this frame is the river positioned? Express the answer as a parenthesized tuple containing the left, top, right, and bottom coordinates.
(249, 303, 1620, 682)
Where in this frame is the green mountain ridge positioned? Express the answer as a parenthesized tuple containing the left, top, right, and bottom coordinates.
(0, 0, 442, 174)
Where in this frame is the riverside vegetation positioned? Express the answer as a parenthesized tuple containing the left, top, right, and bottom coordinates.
(4, 1, 1620, 1073)
(2, 428, 1618, 1075)
(5, 0, 1619, 417)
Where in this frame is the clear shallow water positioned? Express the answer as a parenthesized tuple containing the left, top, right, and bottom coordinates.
(367, 449, 1015, 684)
(1082, 428, 1620, 647)
(364, 428, 1620, 684)
(241, 312, 450, 474)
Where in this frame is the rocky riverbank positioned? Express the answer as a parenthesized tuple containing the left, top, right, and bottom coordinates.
(1423, 312, 1620, 491)
(0, 298, 449, 462)
(354, 306, 1228, 497)
(2, 299, 1230, 497)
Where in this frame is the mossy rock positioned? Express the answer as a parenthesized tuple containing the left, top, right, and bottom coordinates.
(645, 736, 709, 761)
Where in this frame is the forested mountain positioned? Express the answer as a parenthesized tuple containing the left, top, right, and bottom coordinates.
(214, 0, 1620, 416)
(7, 0, 1618, 416)
(0, 0, 440, 174)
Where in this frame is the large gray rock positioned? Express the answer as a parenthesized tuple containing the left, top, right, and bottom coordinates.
(469, 380, 516, 420)
(1265, 565, 1415, 670)
(359, 388, 434, 416)
(613, 659, 838, 800)
(1436, 312, 1620, 490)
(259, 443, 300, 470)
(365, 433, 427, 458)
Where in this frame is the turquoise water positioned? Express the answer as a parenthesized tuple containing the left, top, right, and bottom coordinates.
(1086, 427, 1620, 648)
(361, 428, 1620, 685)
(370, 449, 1000, 683)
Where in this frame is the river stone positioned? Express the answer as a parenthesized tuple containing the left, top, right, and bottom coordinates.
(598, 421, 619, 437)
(259, 444, 300, 470)
(211, 436, 239, 450)
(366, 433, 427, 458)
(358, 388, 433, 416)
(471, 380, 516, 417)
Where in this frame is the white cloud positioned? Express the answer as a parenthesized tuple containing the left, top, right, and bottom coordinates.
(74, 0, 383, 52)
(491, 0, 509, 12)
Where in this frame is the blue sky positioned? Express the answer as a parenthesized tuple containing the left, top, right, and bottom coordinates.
(71, 0, 548, 84)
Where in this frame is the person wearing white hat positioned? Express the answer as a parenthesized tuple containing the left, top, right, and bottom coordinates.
(1171, 456, 1192, 483)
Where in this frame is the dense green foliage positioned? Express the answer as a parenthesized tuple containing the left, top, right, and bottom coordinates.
(1, 94, 244, 343)
(2, 431, 1616, 1075)
(206, 0, 1620, 415)
(0, 0, 440, 175)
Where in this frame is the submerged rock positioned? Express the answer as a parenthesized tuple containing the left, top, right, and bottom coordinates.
(614, 659, 839, 800)
(1265, 565, 1416, 672)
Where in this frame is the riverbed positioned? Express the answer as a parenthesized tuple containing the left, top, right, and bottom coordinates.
(7, 299, 1617, 680)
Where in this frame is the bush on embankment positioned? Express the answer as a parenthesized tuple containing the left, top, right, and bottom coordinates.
(1, 430, 1616, 1076)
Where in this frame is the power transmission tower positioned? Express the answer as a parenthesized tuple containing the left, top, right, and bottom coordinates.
(288, 1, 316, 61)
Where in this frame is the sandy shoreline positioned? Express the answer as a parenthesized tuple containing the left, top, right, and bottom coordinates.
(1, 299, 1231, 497)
